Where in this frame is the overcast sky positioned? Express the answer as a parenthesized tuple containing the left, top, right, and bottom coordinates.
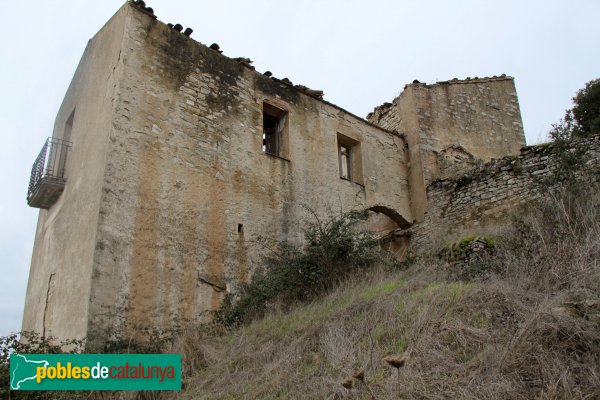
(0, 0, 598, 336)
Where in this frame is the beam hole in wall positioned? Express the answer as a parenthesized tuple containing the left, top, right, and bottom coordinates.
(237, 223, 244, 234)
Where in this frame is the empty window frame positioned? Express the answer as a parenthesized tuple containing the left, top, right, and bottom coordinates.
(262, 102, 288, 158)
(337, 133, 363, 184)
(58, 110, 75, 178)
(46, 109, 75, 180)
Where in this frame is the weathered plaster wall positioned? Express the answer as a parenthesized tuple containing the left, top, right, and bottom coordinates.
(23, 3, 536, 345)
(411, 135, 600, 250)
(368, 77, 526, 192)
(21, 6, 129, 340)
(85, 4, 413, 341)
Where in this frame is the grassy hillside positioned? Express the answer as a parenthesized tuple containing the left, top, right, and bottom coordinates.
(3, 184, 597, 400)
(170, 184, 600, 399)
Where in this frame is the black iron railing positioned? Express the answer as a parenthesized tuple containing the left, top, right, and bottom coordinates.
(27, 138, 72, 208)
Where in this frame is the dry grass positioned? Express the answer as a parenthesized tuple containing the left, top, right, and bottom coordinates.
(164, 184, 600, 400)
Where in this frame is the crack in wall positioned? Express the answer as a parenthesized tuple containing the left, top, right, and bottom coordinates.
(42, 273, 55, 339)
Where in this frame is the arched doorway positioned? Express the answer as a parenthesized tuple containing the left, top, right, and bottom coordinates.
(366, 206, 412, 260)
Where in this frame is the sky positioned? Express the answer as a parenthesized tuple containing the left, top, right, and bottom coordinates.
(0, 0, 598, 336)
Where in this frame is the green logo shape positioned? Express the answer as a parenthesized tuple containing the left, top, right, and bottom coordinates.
(10, 354, 181, 391)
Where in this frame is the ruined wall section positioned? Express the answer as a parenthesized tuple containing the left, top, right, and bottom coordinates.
(411, 135, 600, 250)
(369, 77, 526, 189)
(86, 4, 412, 341)
(366, 93, 429, 221)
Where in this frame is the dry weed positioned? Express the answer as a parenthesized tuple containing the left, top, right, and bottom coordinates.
(167, 184, 600, 399)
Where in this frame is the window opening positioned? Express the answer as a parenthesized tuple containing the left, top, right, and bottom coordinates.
(57, 110, 75, 178)
(336, 132, 362, 184)
(262, 102, 288, 157)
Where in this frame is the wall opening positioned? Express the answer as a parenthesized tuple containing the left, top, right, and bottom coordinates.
(57, 109, 75, 178)
(262, 102, 288, 158)
(337, 132, 363, 184)
(366, 206, 412, 260)
(63, 109, 75, 143)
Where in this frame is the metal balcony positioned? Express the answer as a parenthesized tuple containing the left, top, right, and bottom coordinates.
(27, 138, 72, 209)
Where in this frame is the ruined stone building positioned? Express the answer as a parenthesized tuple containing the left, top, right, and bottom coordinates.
(22, 1, 526, 343)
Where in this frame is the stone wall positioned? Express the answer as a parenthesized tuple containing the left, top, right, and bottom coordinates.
(368, 77, 526, 221)
(410, 135, 600, 250)
(81, 3, 414, 342)
(22, 2, 538, 346)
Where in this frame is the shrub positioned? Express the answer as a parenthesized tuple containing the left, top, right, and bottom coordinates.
(181, 182, 600, 399)
(213, 208, 386, 328)
(0, 332, 84, 400)
(549, 78, 600, 140)
(98, 325, 181, 354)
(1, 328, 180, 399)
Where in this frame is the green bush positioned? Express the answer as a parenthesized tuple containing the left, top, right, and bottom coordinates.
(98, 325, 181, 354)
(213, 208, 385, 328)
(1, 332, 85, 400)
(1, 328, 179, 399)
(549, 78, 600, 140)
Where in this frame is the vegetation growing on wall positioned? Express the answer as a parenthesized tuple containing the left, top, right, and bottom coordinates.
(540, 78, 599, 184)
(176, 181, 600, 399)
(212, 208, 391, 328)
(6, 77, 599, 400)
(4, 184, 598, 400)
